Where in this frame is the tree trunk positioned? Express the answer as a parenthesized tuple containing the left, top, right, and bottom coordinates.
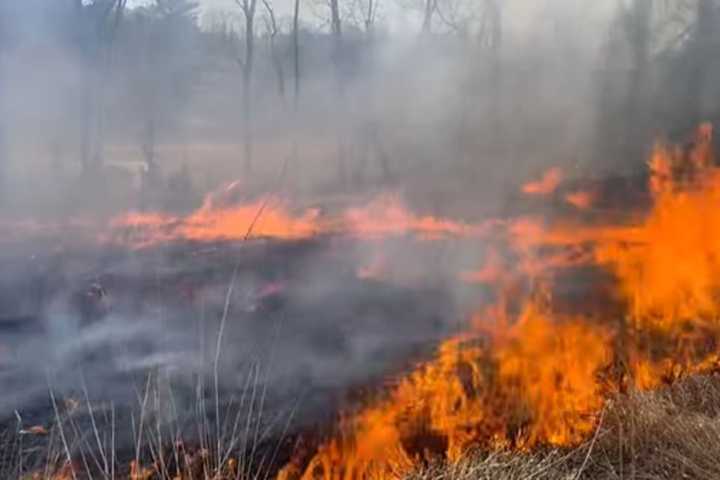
(458, 0, 502, 180)
(293, 0, 301, 110)
(80, 76, 92, 173)
(487, 0, 502, 150)
(140, 114, 157, 211)
(625, 0, 652, 165)
(83, 0, 126, 173)
(262, 0, 286, 104)
(291, 0, 302, 184)
(421, 0, 437, 34)
(365, 0, 375, 34)
(688, 0, 715, 126)
(329, 0, 347, 185)
(242, 2, 256, 175)
(330, 0, 341, 38)
(292, 0, 300, 114)
(270, 40, 286, 103)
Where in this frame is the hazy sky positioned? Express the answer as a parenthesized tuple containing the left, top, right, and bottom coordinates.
(128, 0, 616, 40)
(198, 0, 421, 33)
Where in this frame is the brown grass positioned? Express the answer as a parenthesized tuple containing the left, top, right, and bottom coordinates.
(409, 373, 720, 480)
(6, 373, 720, 479)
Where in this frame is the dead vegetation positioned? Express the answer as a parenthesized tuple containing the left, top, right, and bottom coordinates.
(409, 373, 720, 480)
(2, 373, 720, 479)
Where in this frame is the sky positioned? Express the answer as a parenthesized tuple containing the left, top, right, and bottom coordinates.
(127, 0, 617, 41)
(127, 0, 427, 33)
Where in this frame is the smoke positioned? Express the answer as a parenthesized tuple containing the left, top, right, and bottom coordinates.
(0, 0, 621, 218)
(0, 0, 714, 460)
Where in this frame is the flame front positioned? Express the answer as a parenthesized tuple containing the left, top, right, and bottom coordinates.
(280, 124, 720, 480)
(597, 124, 720, 326)
(109, 192, 495, 248)
(110, 195, 320, 248)
(280, 295, 612, 480)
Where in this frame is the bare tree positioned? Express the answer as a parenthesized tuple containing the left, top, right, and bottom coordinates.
(403, 0, 481, 37)
(421, 0, 438, 34)
(293, 0, 302, 111)
(623, 0, 653, 161)
(345, 0, 379, 33)
(235, 0, 259, 174)
(687, 0, 717, 123)
(350, 0, 396, 184)
(483, 0, 502, 143)
(454, 0, 502, 175)
(364, 0, 379, 34)
(330, 0, 342, 38)
(97, 0, 128, 163)
(75, 0, 127, 174)
(261, 0, 286, 104)
(323, 0, 348, 184)
(291, 0, 302, 176)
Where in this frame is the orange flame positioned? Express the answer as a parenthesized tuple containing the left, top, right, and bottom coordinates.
(110, 191, 497, 248)
(596, 123, 720, 328)
(521, 167, 564, 196)
(110, 190, 320, 248)
(342, 195, 490, 240)
(565, 190, 595, 210)
(279, 295, 612, 480)
(281, 124, 720, 480)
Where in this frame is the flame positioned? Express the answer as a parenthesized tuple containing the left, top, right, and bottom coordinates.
(181, 198, 319, 242)
(110, 189, 320, 248)
(521, 167, 564, 196)
(596, 123, 720, 328)
(110, 191, 497, 248)
(565, 190, 595, 210)
(281, 124, 720, 480)
(16, 125, 720, 479)
(279, 295, 612, 480)
(459, 249, 509, 285)
(342, 194, 490, 240)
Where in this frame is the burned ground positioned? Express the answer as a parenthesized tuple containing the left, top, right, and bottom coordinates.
(0, 233, 463, 465)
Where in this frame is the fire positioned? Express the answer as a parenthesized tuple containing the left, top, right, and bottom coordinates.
(23, 125, 720, 479)
(110, 190, 320, 248)
(521, 167, 564, 196)
(110, 190, 496, 248)
(180, 198, 319, 242)
(459, 249, 509, 285)
(342, 194, 490, 240)
(596, 123, 720, 327)
(279, 294, 612, 480)
(493, 300, 610, 448)
(280, 124, 720, 480)
(565, 190, 595, 210)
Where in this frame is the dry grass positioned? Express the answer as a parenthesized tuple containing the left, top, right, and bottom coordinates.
(409, 373, 720, 480)
(6, 373, 720, 479)
(1, 364, 288, 480)
(406, 450, 578, 480)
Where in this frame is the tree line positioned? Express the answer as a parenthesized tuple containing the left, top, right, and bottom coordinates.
(0, 0, 719, 213)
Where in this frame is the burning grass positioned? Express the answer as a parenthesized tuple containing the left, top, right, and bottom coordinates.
(410, 373, 720, 480)
(276, 124, 720, 479)
(10, 373, 720, 479)
(7, 125, 720, 479)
